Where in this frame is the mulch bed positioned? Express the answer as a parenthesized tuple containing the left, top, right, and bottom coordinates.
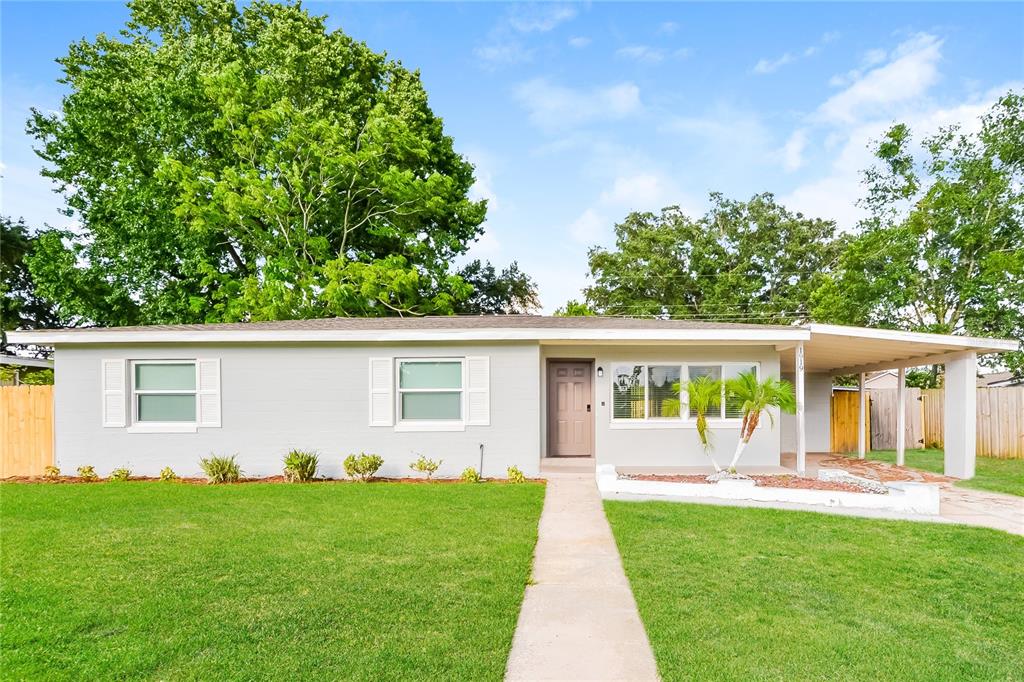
(620, 473, 882, 494)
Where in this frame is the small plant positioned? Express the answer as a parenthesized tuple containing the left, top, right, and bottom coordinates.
(283, 449, 319, 482)
(109, 467, 132, 482)
(43, 465, 61, 481)
(460, 467, 482, 483)
(77, 465, 98, 482)
(506, 466, 526, 484)
(159, 467, 178, 482)
(200, 454, 242, 484)
(409, 455, 442, 481)
(344, 453, 383, 482)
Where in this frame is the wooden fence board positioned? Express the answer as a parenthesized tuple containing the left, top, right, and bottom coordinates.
(830, 391, 870, 453)
(838, 386, 1024, 459)
(0, 385, 54, 477)
(867, 388, 923, 451)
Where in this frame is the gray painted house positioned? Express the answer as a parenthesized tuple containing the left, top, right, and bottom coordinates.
(9, 317, 1017, 480)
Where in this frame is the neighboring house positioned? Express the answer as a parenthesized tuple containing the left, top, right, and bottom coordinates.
(7, 317, 1016, 480)
(0, 355, 55, 386)
(832, 370, 899, 392)
(977, 371, 1023, 388)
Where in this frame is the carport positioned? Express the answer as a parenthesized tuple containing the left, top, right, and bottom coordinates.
(781, 324, 1019, 478)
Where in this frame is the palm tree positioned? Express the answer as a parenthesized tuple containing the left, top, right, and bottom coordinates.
(663, 376, 724, 471)
(725, 371, 796, 472)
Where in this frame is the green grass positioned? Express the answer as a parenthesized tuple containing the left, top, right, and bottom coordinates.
(1, 481, 545, 681)
(857, 448, 1024, 497)
(606, 501, 1024, 681)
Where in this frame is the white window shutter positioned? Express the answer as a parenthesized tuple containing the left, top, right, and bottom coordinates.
(466, 356, 490, 426)
(196, 359, 221, 427)
(369, 357, 394, 426)
(101, 359, 127, 427)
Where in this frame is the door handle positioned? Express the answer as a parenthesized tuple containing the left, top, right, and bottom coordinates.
(587, 404, 591, 412)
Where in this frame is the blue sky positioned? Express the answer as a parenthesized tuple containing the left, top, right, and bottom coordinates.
(2, 2, 1022, 312)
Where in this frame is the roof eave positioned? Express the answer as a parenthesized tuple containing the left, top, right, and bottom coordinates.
(5, 327, 811, 345)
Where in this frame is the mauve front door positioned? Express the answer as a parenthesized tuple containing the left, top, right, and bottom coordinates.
(548, 361, 593, 457)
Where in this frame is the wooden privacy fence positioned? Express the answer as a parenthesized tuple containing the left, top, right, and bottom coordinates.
(920, 387, 1024, 459)
(1, 385, 54, 477)
(831, 386, 1024, 459)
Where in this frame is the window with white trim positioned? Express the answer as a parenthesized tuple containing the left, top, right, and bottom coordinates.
(397, 359, 464, 422)
(131, 360, 197, 423)
(611, 362, 759, 422)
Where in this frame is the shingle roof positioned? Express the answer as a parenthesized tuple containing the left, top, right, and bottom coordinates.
(43, 315, 795, 334)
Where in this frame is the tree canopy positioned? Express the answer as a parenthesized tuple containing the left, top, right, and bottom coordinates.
(1, 217, 64, 354)
(26, 0, 533, 325)
(811, 92, 1024, 372)
(582, 193, 845, 323)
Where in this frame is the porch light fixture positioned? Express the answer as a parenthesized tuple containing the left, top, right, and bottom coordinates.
(597, 366, 604, 378)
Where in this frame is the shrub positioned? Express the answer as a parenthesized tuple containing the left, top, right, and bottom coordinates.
(43, 465, 61, 481)
(283, 449, 319, 482)
(159, 467, 178, 482)
(109, 467, 132, 482)
(343, 453, 383, 482)
(409, 455, 442, 481)
(76, 465, 98, 482)
(507, 466, 526, 484)
(200, 455, 241, 484)
(460, 467, 481, 483)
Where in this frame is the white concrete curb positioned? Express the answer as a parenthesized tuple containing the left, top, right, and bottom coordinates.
(596, 465, 940, 515)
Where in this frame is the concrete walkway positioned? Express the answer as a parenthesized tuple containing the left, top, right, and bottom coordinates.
(505, 473, 659, 681)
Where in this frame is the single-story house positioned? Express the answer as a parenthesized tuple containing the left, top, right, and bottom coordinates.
(8, 317, 1017, 480)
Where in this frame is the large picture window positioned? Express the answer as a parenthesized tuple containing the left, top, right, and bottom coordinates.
(397, 359, 464, 422)
(132, 361, 197, 423)
(611, 362, 758, 423)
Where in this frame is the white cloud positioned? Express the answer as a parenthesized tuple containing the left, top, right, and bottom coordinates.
(753, 30, 839, 75)
(754, 53, 796, 75)
(657, 21, 680, 35)
(474, 42, 533, 65)
(616, 45, 692, 64)
(568, 208, 608, 243)
(474, 4, 578, 66)
(829, 48, 888, 87)
(507, 4, 576, 33)
(599, 173, 674, 208)
(514, 78, 642, 131)
(781, 130, 807, 172)
(817, 33, 943, 124)
(568, 36, 591, 48)
(616, 45, 667, 63)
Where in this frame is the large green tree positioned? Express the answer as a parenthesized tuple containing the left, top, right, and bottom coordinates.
(27, 0, 532, 324)
(812, 92, 1024, 373)
(582, 193, 845, 322)
(1, 217, 64, 354)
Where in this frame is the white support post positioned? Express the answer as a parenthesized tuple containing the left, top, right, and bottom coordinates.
(896, 367, 906, 467)
(857, 372, 866, 459)
(795, 342, 806, 476)
(943, 352, 977, 479)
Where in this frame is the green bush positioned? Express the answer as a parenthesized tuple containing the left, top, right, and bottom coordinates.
(506, 466, 526, 484)
(42, 465, 60, 481)
(283, 449, 319, 482)
(109, 467, 132, 482)
(200, 455, 241, 484)
(159, 467, 178, 482)
(343, 453, 383, 482)
(460, 467, 481, 483)
(76, 465, 98, 482)
(409, 455, 442, 481)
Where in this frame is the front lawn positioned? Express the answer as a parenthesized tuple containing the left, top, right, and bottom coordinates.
(862, 448, 1024, 497)
(606, 501, 1024, 681)
(1, 481, 545, 680)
